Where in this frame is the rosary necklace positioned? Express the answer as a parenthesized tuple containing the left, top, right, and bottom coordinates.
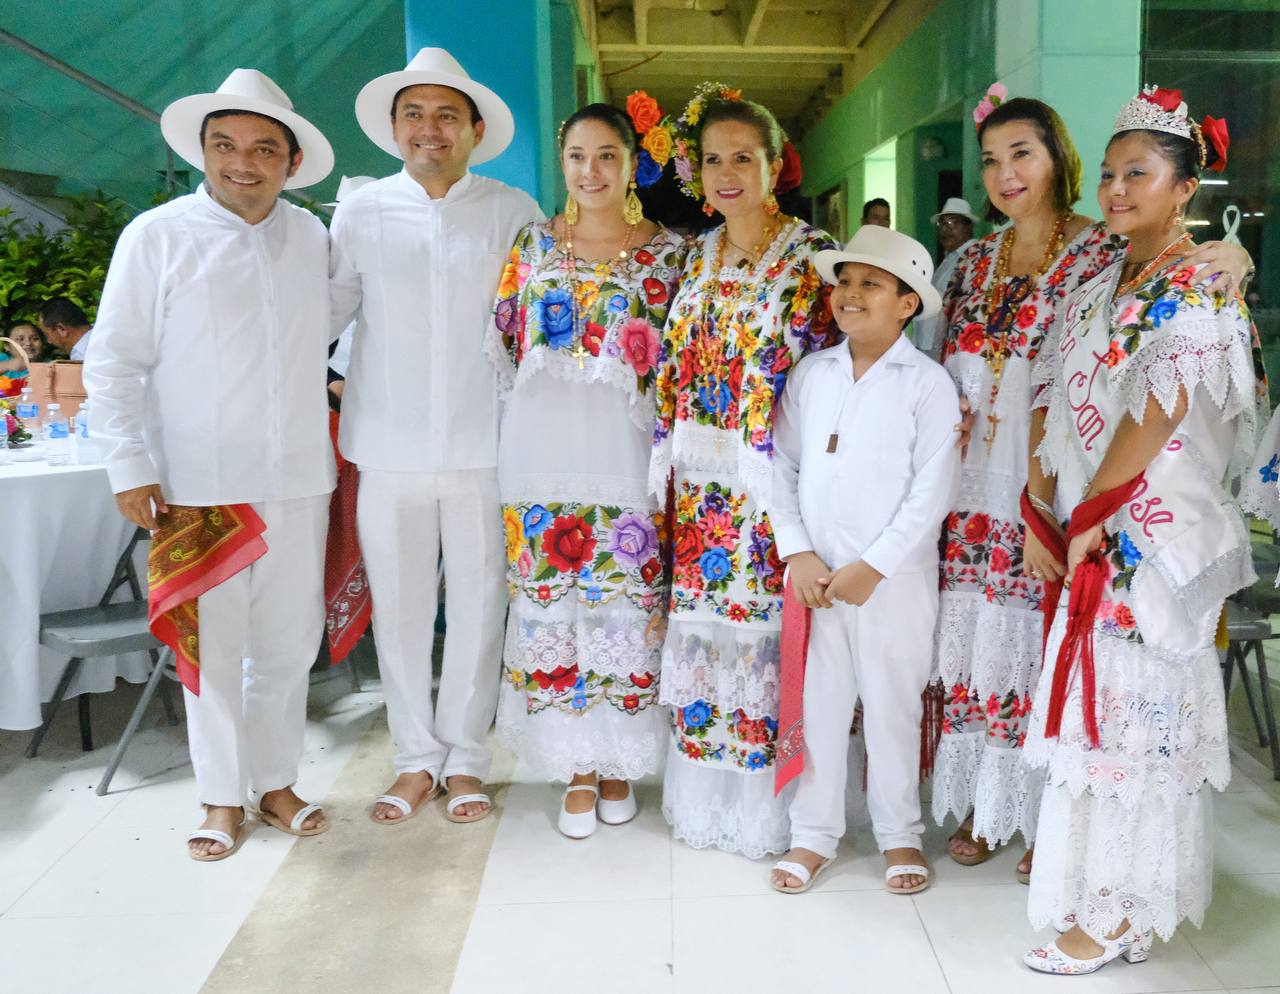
(560, 217, 637, 368)
(981, 211, 1072, 453)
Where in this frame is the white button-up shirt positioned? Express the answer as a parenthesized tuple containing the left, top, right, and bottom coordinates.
(69, 330, 92, 361)
(911, 238, 975, 360)
(770, 334, 961, 578)
(84, 185, 336, 504)
(329, 169, 541, 472)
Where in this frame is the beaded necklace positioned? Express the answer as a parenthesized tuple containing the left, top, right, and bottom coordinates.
(981, 211, 1072, 453)
(1114, 232, 1192, 298)
(559, 217, 637, 368)
(700, 215, 788, 333)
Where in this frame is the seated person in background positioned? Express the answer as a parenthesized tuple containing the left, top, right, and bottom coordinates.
(39, 297, 93, 360)
(0, 321, 46, 395)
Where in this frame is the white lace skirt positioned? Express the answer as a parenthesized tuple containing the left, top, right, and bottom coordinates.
(1023, 609, 1229, 940)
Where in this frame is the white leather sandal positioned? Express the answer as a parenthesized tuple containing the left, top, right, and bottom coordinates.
(256, 801, 328, 837)
(1024, 925, 1152, 975)
(187, 811, 247, 862)
(558, 784, 599, 839)
(771, 856, 833, 894)
(884, 862, 930, 895)
(370, 776, 443, 825)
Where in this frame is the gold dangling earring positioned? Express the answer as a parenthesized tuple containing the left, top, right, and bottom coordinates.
(623, 180, 644, 225)
(765, 192, 780, 216)
(702, 200, 716, 217)
(1172, 202, 1185, 228)
(564, 194, 579, 225)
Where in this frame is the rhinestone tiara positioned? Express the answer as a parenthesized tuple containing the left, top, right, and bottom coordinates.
(1112, 85, 1191, 139)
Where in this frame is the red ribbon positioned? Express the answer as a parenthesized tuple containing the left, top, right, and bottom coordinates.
(1021, 474, 1145, 748)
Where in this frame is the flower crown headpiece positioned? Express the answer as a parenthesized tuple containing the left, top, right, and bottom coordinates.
(554, 94, 675, 189)
(972, 82, 1007, 130)
(1112, 85, 1229, 173)
(666, 81, 803, 201)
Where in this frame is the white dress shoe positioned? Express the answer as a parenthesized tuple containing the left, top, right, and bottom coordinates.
(1024, 925, 1152, 975)
(558, 784, 599, 839)
(596, 783, 637, 825)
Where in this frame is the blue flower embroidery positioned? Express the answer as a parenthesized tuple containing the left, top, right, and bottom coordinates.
(536, 288, 574, 348)
(523, 505, 553, 536)
(1261, 455, 1280, 484)
(607, 294, 628, 313)
(1116, 530, 1143, 568)
(699, 547, 732, 582)
(698, 375, 733, 415)
(1148, 297, 1178, 328)
(682, 700, 713, 728)
(746, 751, 768, 769)
(572, 694, 587, 710)
(538, 233, 555, 253)
(586, 585, 602, 603)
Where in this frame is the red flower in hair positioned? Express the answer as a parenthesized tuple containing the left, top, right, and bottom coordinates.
(1140, 87, 1183, 112)
(1201, 115, 1229, 173)
(777, 142, 803, 193)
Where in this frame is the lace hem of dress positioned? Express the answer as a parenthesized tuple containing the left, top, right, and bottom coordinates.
(934, 593, 1045, 698)
(661, 738, 793, 858)
(503, 346, 658, 434)
(495, 684, 664, 782)
(1132, 539, 1253, 634)
(929, 731, 1042, 846)
(501, 472, 655, 509)
(1023, 622, 1230, 801)
(504, 606, 663, 679)
(648, 423, 775, 507)
(954, 466, 1029, 522)
(1027, 780, 1214, 941)
(658, 615, 781, 719)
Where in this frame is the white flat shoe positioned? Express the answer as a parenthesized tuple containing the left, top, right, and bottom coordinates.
(1024, 926, 1152, 975)
(596, 783, 637, 826)
(771, 856, 833, 894)
(558, 784, 599, 839)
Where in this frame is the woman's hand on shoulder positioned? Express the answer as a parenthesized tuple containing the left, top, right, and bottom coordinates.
(1179, 239, 1253, 298)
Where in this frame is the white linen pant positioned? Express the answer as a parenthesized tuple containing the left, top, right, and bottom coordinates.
(357, 467, 505, 782)
(186, 495, 329, 807)
(789, 570, 937, 859)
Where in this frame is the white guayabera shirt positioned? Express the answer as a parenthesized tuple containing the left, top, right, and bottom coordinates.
(84, 184, 336, 505)
(329, 169, 541, 472)
(770, 334, 962, 578)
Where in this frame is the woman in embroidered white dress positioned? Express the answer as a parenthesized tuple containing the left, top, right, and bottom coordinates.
(934, 91, 1253, 881)
(490, 104, 686, 839)
(648, 88, 838, 859)
(1020, 88, 1259, 974)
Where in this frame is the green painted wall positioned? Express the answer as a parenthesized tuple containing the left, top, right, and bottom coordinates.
(0, 1, 406, 212)
(802, 0, 1142, 248)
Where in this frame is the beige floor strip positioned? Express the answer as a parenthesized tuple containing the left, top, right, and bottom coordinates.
(201, 715, 512, 994)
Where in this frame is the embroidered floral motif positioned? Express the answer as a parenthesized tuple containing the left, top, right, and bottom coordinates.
(505, 500, 666, 612)
(941, 509, 1041, 610)
(944, 683, 1033, 747)
(507, 664, 661, 717)
(672, 698, 778, 770)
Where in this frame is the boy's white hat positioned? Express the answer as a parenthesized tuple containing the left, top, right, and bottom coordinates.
(815, 225, 942, 320)
(160, 68, 334, 190)
(354, 47, 514, 165)
(930, 196, 978, 225)
(323, 174, 376, 208)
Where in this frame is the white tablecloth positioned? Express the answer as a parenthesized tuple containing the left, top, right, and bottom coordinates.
(0, 455, 152, 730)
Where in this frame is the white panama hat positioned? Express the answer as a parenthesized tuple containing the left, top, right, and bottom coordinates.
(354, 47, 515, 165)
(814, 224, 942, 320)
(323, 174, 376, 208)
(160, 68, 334, 190)
(929, 196, 979, 225)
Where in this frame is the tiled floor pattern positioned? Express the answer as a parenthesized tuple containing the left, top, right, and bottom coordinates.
(1, 654, 1278, 994)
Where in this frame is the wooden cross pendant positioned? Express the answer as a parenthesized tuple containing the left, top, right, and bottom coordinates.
(826, 433, 839, 453)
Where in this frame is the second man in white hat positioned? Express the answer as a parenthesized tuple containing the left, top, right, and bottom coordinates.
(331, 48, 541, 824)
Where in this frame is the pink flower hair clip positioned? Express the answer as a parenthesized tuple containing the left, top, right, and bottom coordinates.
(973, 82, 1008, 129)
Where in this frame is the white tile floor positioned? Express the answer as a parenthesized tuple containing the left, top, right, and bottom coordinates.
(2, 659, 1279, 994)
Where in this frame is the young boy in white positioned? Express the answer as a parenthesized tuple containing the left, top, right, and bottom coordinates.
(767, 225, 961, 894)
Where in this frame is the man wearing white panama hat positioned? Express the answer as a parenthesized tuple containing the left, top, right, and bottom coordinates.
(331, 48, 540, 825)
(914, 196, 979, 359)
(84, 68, 336, 861)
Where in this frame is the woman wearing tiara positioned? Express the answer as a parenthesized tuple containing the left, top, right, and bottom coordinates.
(1020, 86, 1260, 974)
(932, 86, 1253, 883)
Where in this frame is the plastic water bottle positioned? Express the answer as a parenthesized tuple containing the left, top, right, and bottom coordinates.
(15, 387, 41, 436)
(73, 401, 93, 463)
(44, 403, 70, 465)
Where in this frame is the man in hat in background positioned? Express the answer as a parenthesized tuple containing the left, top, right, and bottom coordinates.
(913, 196, 979, 359)
(331, 49, 540, 826)
(84, 68, 337, 861)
